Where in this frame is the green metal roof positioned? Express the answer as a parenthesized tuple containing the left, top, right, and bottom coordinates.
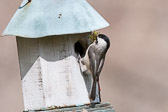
(3, 0, 109, 38)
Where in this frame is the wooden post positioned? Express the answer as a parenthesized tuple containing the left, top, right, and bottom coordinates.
(25, 103, 115, 112)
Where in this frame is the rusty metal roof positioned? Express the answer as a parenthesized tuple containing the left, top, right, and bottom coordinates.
(2, 0, 109, 38)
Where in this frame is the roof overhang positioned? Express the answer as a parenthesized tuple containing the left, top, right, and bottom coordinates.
(2, 0, 109, 38)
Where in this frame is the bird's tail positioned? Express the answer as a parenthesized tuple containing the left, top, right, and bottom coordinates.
(90, 81, 96, 101)
(90, 80, 101, 102)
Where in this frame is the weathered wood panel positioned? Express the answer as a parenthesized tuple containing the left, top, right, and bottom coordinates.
(17, 37, 45, 110)
(17, 33, 101, 111)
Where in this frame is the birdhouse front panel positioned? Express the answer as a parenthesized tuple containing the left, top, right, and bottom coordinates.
(17, 34, 91, 111)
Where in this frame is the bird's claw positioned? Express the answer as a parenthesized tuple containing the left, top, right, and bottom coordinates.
(77, 53, 81, 63)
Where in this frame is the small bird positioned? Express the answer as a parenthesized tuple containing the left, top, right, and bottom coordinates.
(78, 33, 110, 102)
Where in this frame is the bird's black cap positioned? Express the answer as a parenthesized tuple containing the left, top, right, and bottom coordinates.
(98, 34, 110, 51)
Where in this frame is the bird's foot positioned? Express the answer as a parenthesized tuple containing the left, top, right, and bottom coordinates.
(89, 102, 96, 108)
(77, 53, 81, 63)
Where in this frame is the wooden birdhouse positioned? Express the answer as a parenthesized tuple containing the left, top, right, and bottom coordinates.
(2, 0, 112, 111)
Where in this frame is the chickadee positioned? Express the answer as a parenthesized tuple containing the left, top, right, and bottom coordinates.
(78, 34, 110, 102)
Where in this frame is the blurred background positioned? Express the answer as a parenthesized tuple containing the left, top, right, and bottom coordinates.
(0, 0, 168, 112)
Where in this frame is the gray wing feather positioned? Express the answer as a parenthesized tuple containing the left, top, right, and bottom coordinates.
(97, 58, 105, 77)
(88, 47, 96, 77)
(88, 46, 105, 80)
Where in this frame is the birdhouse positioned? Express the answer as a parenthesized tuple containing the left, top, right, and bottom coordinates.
(2, 0, 110, 111)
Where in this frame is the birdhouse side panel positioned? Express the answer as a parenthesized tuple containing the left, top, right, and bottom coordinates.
(16, 37, 46, 110)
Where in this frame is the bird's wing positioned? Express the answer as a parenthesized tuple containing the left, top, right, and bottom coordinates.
(88, 46, 97, 77)
(96, 58, 105, 78)
(88, 46, 105, 80)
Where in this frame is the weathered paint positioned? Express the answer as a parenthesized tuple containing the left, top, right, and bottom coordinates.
(3, 0, 109, 38)
(16, 34, 102, 111)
